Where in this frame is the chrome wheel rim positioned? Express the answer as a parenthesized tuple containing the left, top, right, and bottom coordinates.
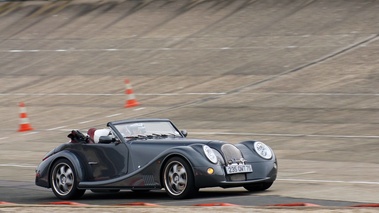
(52, 162, 74, 196)
(164, 161, 187, 196)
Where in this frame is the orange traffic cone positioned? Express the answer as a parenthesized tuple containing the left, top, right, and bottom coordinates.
(124, 79, 139, 108)
(18, 102, 34, 132)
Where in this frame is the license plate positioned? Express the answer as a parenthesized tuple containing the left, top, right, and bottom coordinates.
(225, 164, 253, 174)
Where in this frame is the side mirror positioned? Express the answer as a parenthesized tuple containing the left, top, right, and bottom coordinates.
(98, 136, 115, 144)
(181, 130, 188, 137)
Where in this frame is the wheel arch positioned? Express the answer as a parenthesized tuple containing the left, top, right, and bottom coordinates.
(159, 153, 193, 187)
(48, 151, 86, 187)
(157, 145, 217, 188)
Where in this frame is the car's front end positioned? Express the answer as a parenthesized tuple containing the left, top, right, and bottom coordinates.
(188, 140, 277, 190)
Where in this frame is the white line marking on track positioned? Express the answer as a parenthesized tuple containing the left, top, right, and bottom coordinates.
(133, 107, 145, 111)
(22, 132, 39, 135)
(9, 50, 23, 52)
(47, 126, 67, 131)
(9, 49, 40, 52)
(190, 131, 379, 139)
(140, 92, 227, 96)
(0, 164, 36, 168)
(105, 113, 122, 118)
(4, 42, 367, 53)
(78, 120, 95, 124)
(0, 92, 227, 96)
(0, 137, 9, 140)
(316, 134, 379, 139)
(285, 171, 317, 176)
(278, 178, 379, 185)
(1, 92, 378, 97)
(243, 92, 379, 96)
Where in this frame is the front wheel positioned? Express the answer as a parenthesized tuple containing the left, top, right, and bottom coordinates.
(163, 157, 198, 199)
(51, 159, 85, 200)
(243, 181, 273, 192)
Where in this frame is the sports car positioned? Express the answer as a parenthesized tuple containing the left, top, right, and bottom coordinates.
(35, 118, 277, 199)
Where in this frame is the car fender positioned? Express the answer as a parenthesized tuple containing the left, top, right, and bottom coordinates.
(236, 140, 277, 163)
(158, 144, 224, 186)
(49, 150, 86, 183)
(160, 144, 216, 168)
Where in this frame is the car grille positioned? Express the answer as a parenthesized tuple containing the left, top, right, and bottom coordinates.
(221, 144, 243, 164)
(221, 144, 246, 181)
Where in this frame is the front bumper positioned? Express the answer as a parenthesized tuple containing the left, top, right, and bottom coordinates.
(193, 161, 277, 188)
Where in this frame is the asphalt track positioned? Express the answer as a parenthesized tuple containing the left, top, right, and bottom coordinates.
(0, 0, 379, 211)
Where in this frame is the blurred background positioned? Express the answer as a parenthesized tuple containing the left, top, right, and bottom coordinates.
(0, 0, 378, 204)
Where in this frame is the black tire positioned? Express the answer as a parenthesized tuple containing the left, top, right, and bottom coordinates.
(51, 159, 85, 200)
(243, 181, 273, 192)
(162, 157, 198, 199)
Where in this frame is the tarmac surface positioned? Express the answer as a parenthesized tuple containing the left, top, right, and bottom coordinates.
(0, 0, 379, 212)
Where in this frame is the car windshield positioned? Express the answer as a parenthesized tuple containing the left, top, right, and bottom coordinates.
(113, 121, 182, 138)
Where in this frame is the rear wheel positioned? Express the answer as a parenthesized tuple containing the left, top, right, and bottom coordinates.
(163, 157, 198, 199)
(51, 159, 85, 200)
(243, 181, 273, 192)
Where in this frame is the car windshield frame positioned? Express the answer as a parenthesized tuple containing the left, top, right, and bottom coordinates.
(108, 119, 183, 141)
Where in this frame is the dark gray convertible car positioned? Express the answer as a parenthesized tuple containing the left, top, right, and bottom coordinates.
(35, 118, 277, 200)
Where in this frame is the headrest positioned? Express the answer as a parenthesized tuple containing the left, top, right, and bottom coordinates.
(93, 129, 111, 143)
(87, 128, 97, 139)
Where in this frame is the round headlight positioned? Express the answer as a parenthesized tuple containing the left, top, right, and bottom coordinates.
(254, 142, 273, 159)
(203, 145, 218, 164)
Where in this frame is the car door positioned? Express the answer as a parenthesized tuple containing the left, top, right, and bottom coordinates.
(81, 142, 129, 181)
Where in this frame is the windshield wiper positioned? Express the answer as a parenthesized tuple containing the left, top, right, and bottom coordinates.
(126, 133, 179, 140)
(125, 135, 148, 140)
(151, 133, 178, 138)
